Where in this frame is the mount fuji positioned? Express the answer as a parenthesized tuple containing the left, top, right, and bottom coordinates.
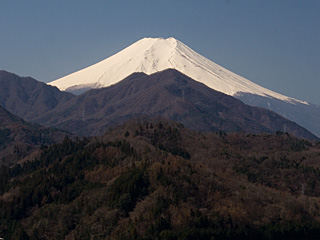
(49, 37, 305, 104)
(49, 37, 320, 137)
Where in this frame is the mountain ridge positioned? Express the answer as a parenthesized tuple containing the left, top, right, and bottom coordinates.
(0, 70, 75, 121)
(39, 69, 317, 140)
(1, 68, 318, 139)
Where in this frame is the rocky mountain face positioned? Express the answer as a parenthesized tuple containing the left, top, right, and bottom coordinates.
(0, 70, 75, 121)
(36, 69, 317, 139)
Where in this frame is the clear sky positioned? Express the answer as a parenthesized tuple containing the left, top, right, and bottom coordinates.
(1, 0, 319, 104)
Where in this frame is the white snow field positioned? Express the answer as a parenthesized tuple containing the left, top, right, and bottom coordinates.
(49, 37, 307, 105)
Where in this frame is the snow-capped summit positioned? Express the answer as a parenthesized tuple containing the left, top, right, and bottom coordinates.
(48, 37, 307, 104)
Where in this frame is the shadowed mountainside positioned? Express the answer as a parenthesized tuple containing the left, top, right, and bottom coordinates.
(236, 92, 320, 137)
(36, 69, 317, 140)
(0, 70, 75, 121)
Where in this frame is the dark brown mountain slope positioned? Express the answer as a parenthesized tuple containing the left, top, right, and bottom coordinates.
(0, 105, 69, 166)
(1, 118, 320, 239)
(36, 69, 317, 139)
(0, 70, 75, 121)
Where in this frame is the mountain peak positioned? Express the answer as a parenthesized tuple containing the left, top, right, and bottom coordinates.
(48, 37, 307, 105)
(139, 37, 178, 42)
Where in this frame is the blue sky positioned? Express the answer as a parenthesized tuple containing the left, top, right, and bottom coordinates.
(1, 0, 319, 104)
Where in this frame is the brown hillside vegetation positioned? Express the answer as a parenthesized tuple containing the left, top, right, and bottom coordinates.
(1, 118, 320, 239)
(0, 105, 70, 166)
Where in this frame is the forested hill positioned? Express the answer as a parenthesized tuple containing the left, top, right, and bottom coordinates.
(1, 119, 320, 239)
(0, 105, 69, 166)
